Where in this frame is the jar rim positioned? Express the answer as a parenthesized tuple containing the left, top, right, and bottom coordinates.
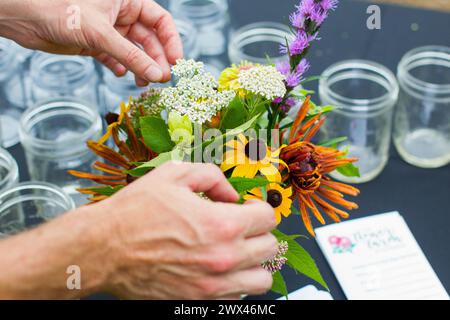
(0, 148, 19, 189)
(397, 45, 450, 96)
(170, 0, 228, 19)
(319, 59, 399, 113)
(19, 98, 102, 152)
(228, 22, 292, 65)
(0, 181, 75, 213)
(30, 53, 96, 90)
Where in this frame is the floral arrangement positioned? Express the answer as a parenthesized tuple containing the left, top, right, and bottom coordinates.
(70, 0, 360, 296)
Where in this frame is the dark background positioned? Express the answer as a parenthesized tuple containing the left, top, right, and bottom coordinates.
(5, 0, 450, 300)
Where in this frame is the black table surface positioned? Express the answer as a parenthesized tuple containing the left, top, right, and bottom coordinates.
(5, 0, 450, 300)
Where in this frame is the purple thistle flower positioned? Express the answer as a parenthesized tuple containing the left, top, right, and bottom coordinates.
(289, 11, 305, 29)
(276, 60, 291, 77)
(286, 72, 302, 88)
(280, 31, 315, 56)
(320, 0, 339, 11)
(272, 97, 284, 105)
(296, 58, 310, 75)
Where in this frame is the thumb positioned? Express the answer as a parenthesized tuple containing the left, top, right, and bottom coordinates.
(99, 27, 163, 83)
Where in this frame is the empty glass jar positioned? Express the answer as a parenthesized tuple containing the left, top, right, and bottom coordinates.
(0, 38, 29, 147)
(319, 60, 399, 183)
(99, 67, 147, 115)
(175, 19, 200, 60)
(170, 0, 229, 56)
(29, 53, 99, 106)
(19, 98, 102, 206)
(0, 148, 19, 193)
(228, 22, 292, 65)
(394, 46, 450, 168)
(0, 182, 75, 238)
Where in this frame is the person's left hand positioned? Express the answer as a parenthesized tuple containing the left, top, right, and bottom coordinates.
(0, 0, 183, 85)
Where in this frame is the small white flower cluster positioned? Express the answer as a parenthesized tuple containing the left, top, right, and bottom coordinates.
(171, 59, 205, 79)
(161, 60, 235, 124)
(238, 65, 287, 100)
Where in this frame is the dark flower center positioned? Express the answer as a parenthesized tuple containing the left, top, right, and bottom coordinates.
(105, 112, 119, 125)
(244, 139, 267, 161)
(267, 190, 283, 208)
(298, 155, 317, 173)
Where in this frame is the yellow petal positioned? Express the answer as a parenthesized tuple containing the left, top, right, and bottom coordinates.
(259, 164, 281, 182)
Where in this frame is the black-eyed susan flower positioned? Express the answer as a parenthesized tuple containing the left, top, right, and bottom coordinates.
(244, 183, 293, 224)
(280, 97, 360, 236)
(221, 134, 288, 182)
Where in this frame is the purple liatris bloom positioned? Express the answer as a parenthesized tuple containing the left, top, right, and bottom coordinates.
(296, 58, 310, 75)
(262, 241, 289, 273)
(276, 60, 291, 77)
(290, 11, 304, 29)
(280, 31, 316, 56)
(281, 98, 298, 113)
(320, 0, 339, 11)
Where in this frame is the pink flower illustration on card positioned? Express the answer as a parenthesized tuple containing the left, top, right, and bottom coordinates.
(328, 235, 356, 253)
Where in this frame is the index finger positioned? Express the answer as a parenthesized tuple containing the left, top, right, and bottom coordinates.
(140, 2, 183, 64)
(218, 200, 277, 238)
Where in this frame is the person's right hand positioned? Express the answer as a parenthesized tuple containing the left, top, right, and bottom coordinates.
(97, 162, 278, 300)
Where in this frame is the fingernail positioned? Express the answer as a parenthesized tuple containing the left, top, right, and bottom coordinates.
(144, 65, 163, 82)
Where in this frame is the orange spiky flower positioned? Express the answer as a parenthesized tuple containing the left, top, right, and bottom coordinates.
(280, 97, 360, 236)
(69, 99, 157, 203)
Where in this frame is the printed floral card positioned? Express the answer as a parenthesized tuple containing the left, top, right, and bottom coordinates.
(315, 211, 449, 300)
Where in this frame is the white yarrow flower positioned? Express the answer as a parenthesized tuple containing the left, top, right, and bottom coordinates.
(161, 59, 235, 124)
(238, 65, 286, 100)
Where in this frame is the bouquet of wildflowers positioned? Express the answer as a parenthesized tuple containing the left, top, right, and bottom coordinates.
(71, 0, 360, 295)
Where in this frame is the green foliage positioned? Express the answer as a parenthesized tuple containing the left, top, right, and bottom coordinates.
(271, 271, 288, 297)
(318, 136, 348, 148)
(88, 186, 124, 197)
(227, 177, 272, 194)
(336, 163, 360, 178)
(140, 116, 174, 153)
(220, 96, 249, 131)
(272, 229, 328, 291)
(126, 148, 185, 177)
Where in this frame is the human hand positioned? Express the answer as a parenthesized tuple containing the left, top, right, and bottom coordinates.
(96, 162, 278, 299)
(0, 0, 183, 85)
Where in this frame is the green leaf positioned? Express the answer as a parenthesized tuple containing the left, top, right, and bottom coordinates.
(227, 177, 271, 194)
(271, 271, 288, 297)
(88, 186, 124, 197)
(126, 148, 185, 177)
(272, 229, 328, 291)
(220, 96, 248, 131)
(318, 136, 348, 148)
(140, 116, 175, 153)
(300, 75, 323, 84)
(336, 163, 360, 178)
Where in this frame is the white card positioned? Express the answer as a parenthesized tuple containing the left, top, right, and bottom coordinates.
(277, 285, 333, 300)
(315, 211, 449, 300)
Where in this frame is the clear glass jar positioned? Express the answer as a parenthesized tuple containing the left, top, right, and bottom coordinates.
(99, 67, 147, 115)
(0, 148, 19, 193)
(0, 38, 29, 147)
(394, 46, 450, 168)
(228, 22, 292, 65)
(19, 98, 102, 206)
(319, 60, 399, 183)
(170, 0, 229, 56)
(0, 182, 75, 238)
(29, 53, 99, 107)
(175, 19, 200, 60)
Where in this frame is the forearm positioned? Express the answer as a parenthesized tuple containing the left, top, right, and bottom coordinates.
(0, 205, 114, 299)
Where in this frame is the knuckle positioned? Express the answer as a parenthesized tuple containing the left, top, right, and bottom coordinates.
(204, 248, 239, 273)
(260, 270, 274, 292)
(197, 277, 221, 298)
(217, 219, 242, 241)
(125, 46, 143, 67)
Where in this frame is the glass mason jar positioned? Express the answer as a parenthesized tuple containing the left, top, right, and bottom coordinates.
(0, 38, 29, 147)
(319, 60, 399, 183)
(170, 0, 229, 56)
(29, 53, 99, 107)
(19, 98, 102, 206)
(0, 182, 75, 238)
(394, 46, 450, 168)
(228, 22, 292, 65)
(175, 19, 200, 60)
(99, 66, 147, 115)
(0, 148, 19, 193)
